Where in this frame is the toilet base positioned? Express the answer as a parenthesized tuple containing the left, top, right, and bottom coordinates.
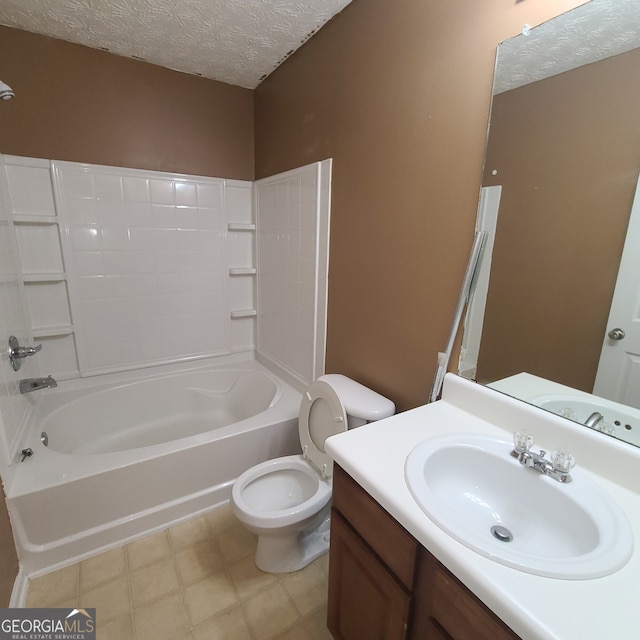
(254, 512, 331, 573)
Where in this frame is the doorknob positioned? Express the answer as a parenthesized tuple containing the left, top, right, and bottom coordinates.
(608, 328, 626, 341)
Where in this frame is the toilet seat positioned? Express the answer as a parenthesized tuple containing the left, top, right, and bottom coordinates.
(231, 454, 332, 529)
(299, 380, 348, 478)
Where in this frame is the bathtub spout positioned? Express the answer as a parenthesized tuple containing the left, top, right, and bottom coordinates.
(19, 375, 57, 394)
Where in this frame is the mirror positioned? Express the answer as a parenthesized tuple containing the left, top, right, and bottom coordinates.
(462, 0, 640, 444)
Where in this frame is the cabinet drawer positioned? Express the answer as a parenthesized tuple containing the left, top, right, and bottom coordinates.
(332, 465, 418, 588)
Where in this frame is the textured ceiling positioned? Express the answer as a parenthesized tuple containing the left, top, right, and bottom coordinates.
(0, 0, 352, 88)
(495, 0, 640, 94)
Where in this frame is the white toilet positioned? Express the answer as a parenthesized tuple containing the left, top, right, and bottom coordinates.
(231, 374, 395, 573)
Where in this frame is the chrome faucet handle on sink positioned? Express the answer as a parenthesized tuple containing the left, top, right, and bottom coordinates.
(511, 431, 575, 483)
(513, 430, 534, 453)
(551, 448, 576, 475)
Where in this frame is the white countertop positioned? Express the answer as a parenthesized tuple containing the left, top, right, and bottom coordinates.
(325, 374, 640, 640)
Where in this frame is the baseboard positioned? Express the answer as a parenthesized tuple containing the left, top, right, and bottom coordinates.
(9, 566, 28, 607)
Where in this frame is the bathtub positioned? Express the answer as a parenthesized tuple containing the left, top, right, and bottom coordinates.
(5, 356, 302, 575)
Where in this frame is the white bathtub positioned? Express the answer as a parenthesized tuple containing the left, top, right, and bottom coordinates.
(6, 356, 302, 575)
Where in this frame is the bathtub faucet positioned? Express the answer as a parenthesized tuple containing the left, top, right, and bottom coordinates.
(19, 375, 57, 394)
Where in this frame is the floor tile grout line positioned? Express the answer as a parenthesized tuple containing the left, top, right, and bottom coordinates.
(165, 513, 246, 638)
(164, 525, 197, 639)
(206, 506, 280, 640)
(196, 513, 257, 639)
(74, 562, 80, 608)
(122, 537, 137, 640)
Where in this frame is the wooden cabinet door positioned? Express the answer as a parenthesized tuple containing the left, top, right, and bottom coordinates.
(332, 465, 418, 589)
(411, 548, 520, 640)
(328, 510, 412, 640)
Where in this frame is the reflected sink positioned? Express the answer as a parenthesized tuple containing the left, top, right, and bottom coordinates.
(531, 394, 640, 447)
(405, 434, 633, 579)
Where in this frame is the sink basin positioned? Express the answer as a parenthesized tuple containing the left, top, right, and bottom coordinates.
(405, 434, 633, 579)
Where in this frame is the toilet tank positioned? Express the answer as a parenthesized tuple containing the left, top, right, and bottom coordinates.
(318, 374, 395, 428)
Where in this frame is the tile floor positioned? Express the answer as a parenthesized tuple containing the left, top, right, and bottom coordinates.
(25, 504, 332, 640)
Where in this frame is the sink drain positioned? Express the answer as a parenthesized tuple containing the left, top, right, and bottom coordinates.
(490, 525, 513, 543)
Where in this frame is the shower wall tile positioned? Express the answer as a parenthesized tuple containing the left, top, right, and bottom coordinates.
(175, 181, 198, 207)
(149, 178, 174, 205)
(24, 281, 71, 329)
(226, 181, 256, 352)
(1, 157, 82, 404)
(197, 184, 224, 211)
(228, 232, 254, 268)
(53, 162, 251, 375)
(255, 160, 331, 385)
(229, 275, 255, 311)
(230, 316, 254, 353)
(93, 173, 124, 202)
(227, 183, 253, 224)
(15, 225, 64, 275)
(122, 176, 150, 203)
(0, 158, 39, 471)
(3, 157, 56, 217)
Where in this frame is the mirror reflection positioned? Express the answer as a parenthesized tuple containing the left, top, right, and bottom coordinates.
(462, 0, 640, 445)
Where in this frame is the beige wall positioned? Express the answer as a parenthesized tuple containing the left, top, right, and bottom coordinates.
(478, 48, 640, 391)
(255, 0, 586, 411)
(0, 26, 255, 180)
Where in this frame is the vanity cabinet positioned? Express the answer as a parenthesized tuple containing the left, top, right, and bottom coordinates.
(411, 550, 519, 640)
(328, 511, 412, 639)
(328, 462, 417, 640)
(327, 465, 520, 640)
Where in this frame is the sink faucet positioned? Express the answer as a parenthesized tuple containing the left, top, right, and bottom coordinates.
(511, 431, 575, 483)
(584, 411, 604, 430)
(19, 375, 57, 394)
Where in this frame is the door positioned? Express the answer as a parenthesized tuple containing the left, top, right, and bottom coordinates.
(593, 172, 640, 408)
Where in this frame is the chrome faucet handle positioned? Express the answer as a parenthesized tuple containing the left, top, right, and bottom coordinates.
(513, 430, 534, 453)
(551, 448, 576, 474)
(23, 343, 42, 356)
(8, 336, 43, 371)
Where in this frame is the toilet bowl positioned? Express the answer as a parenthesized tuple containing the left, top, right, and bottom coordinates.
(231, 374, 394, 573)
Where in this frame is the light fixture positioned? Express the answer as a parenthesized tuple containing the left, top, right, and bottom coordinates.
(0, 81, 15, 100)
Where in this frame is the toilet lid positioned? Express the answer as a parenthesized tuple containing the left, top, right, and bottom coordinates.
(299, 380, 348, 478)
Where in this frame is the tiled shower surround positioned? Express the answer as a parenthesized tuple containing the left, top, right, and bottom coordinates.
(0, 154, 330, 468)
(255, 165, 330, 386)
(7, 156, 256, 377)
(2, 155, 329, 379)
(57, 162, 247, 374)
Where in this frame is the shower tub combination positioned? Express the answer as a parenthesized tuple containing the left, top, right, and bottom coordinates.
(5, 357, 302, 575)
